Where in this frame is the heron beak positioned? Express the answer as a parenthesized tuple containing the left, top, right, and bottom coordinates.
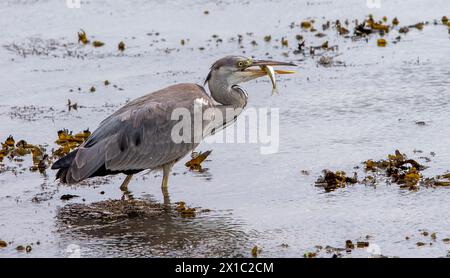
(242, 59, 297, 77)
(251, 60, 297, 67)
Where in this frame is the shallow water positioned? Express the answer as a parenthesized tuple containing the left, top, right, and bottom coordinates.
(0, 0, 449, 257)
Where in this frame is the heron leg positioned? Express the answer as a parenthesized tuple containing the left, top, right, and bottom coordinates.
(161, 164, 172, 205)
(120, 174, 133, 191)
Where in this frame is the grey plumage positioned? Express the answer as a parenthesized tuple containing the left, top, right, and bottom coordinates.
(51, 55, 296, 199)
(53, 84, 213, 184)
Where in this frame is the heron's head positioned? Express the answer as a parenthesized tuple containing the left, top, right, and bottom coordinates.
(205, 55, 296, 87)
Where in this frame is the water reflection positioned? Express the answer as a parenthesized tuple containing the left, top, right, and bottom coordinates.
(55, 197, 252, 257)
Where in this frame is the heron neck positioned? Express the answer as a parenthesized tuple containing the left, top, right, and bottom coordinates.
(208, 78, 247, 109)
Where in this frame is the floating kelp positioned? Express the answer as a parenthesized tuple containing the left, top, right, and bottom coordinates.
(92, 40, 105, 48)
(411, 22, 424, 30)
(357, 241, 370, 248)
(15, 244, 32, 253)
(0, 240, 7, 248)
(175, 201, 196, 218)
(337, 25, 350, 35)
(4, 135, 15, 147)
(345, 240, 355, 250)
(442, 16, 449, 25)
(251, 246, 261, 258)
(303, 252, 317, 258)
(392, 17, 400, 26)
(16, 245, 25, 252)
(399, 26, 410, 34)
(364, 150, 426, 172)
(370, 22, 390, 32)
(315, 32, 326, 38)
(315, 150, 448, 192)
(185, 150, 212, 172)
(118, 41, 125, 51)
(303, 237, 373, 258)
(301, 21, 312, 29)
(363, 150, 427, 190)
(315, 170, 358, 192)
(53, 129, 91, 157)
(377, 38, 387, 47)
(77, 29, 89, 44)
(422, 173, 450, 187)
(1, 135, 47, 172)
(292, 15, 436, 59)
(67, 99, 78, 111)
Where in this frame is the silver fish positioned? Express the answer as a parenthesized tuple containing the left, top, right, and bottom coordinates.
(261, 65, 278, 95)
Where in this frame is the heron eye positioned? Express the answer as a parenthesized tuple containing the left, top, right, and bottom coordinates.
(237, 61, 244, 67)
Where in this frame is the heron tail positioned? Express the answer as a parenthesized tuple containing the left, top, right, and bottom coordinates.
(51, 149, 79, 183)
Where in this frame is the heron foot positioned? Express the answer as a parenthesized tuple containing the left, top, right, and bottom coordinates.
(121, 190, 134, 201)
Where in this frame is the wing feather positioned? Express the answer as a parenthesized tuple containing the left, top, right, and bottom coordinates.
(64, 84, 213, 183)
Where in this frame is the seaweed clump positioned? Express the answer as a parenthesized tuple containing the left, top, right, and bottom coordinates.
(175, 201, 196, 218)
(185, 150, 212, 172)
(0, 135, 48, 173)
(303, 237, 373, 258)
(364, 150, 426, 190)
(314, 150, 448, 192)
(53, 129, 91, 157)
(315, 170, 358, 192)
(422, 173, 450, 188)
(0, 129, 91, 175)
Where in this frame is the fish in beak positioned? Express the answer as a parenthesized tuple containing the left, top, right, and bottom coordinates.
(261, 65, 278, 95)
(242, 59, 296, 95)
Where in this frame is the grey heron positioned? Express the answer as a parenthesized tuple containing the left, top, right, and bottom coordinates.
(51, 56, 296, 202)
